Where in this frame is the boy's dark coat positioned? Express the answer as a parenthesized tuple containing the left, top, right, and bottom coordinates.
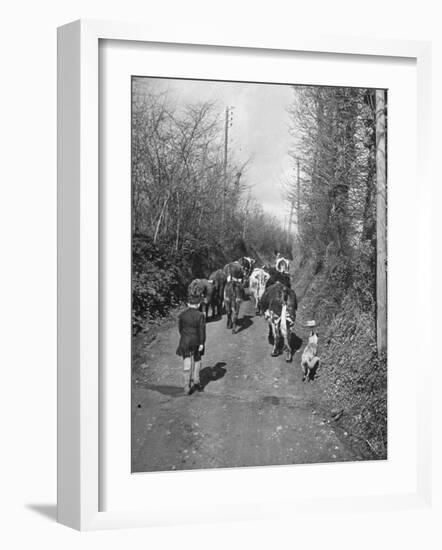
(176, 307, 206, 358)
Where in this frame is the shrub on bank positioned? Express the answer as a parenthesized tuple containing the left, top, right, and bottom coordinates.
(132, 235, 185, 334)
(293, 241, 387, 459)
(321, 296, 387, 458)
(131, 233, 228, 334)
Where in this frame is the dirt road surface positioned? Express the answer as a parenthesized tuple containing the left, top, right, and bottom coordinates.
(132, 297, 360, 472)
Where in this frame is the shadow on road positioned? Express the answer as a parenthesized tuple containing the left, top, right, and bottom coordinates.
(235, 315, 253, 334)
(144, 384, 184, 397)
(289, 332, 303, 352)
(205, 313, 222, 323)
(199, 361, 227, 390)
(142, 362, 227, 398)
(267, 327, 304, 355)
(305, 362, 320, 382)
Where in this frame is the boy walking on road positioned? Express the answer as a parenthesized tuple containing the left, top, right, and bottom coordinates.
(176, 283, 206, 395)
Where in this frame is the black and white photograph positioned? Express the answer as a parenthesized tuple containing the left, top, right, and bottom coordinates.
(131, 76, 388, 472)
(4, 0, 440, 542)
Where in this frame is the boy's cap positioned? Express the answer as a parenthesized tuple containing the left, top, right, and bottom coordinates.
(187, 294, 201, 305)
(187, 279, 205, 305)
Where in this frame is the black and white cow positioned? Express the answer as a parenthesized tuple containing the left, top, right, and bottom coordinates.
(264, 266, 291, 290)
(238, 256, 256, 279)
(261, 282, 298, 362)
(249, 267, 270, 315)
(275, 255, 290, 273)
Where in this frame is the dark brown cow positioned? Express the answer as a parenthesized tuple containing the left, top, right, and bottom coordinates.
(208, 269, 227, 318)
(188, 278, 217, 321)
(223, 261, 244, 282)
(223, 279, 243, 334)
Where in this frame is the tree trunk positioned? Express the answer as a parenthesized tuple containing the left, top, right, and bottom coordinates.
(376, 89, 387, 354)
(362, 147, 376, 242)
(175, 196, 181, 252)
(153, 193, 169, 244)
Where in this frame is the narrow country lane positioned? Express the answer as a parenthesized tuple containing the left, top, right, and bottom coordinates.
(132, 296, 359, 472)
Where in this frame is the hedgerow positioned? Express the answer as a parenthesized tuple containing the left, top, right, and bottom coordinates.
(293, 242, 387, 459)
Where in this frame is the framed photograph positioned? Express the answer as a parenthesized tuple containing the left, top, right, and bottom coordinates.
(57, 19, 432, 530)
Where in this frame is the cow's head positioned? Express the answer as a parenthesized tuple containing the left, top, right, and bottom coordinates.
(239, 256, 255, 275)
(277, 259, 289, 273)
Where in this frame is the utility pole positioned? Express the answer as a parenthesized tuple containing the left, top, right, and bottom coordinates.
(376, 89, 387, 355)
(288, 202, 294, 245)
(288, 158, 300, 240)
(221, 106, 233, 236)
(242, 189, 251, 240)
(296, 158, 300, 235)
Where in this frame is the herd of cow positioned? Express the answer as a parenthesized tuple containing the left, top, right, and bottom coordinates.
(188, 255, 301, 363)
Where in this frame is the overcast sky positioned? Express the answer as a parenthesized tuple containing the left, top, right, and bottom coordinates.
(135, 77, 295, 222)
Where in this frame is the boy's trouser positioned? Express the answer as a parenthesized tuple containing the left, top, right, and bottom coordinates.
(183, 357, 201, 391)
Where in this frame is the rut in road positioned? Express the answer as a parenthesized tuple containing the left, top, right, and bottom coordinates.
(132, 296, 360, 472)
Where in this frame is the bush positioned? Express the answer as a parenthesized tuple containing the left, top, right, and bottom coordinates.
(293, 242, 386, 459)
(132, 235, 185, 334)
(351, 240, 376, 311)
(131, 233, 228, 334)
(321, 296, 387, 458)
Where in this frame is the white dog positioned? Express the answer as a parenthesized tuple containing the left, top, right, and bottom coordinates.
(301, 330, 320, 382)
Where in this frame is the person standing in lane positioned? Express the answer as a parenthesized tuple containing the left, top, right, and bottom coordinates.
(176, 284, 206, 395)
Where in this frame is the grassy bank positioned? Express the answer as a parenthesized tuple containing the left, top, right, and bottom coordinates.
(292, 248, 387, 459)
